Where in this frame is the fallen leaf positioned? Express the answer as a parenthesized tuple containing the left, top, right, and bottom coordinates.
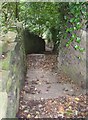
(65, 110, 73, 116)
(74, 110, 78, 116)
(35, 115, 39, 118)
(24, 109, 29, 113)
(58, 113, 64, 118)
(75, 97, 80, 101)
(36, 111, 40, 115)
(27, 114, 31, 118)
(68, 106, 72, 110)
(58, 105, 64, 114)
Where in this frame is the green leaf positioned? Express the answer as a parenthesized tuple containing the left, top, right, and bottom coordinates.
(66, 28, 70, 33)
(76, 37, 81, 43)
(76, 23, 81, 29)
(72, 34, 76, 39)
(66, 43, 69, 47)
(74, 45, 80, 50)
(79, 48, 85, 52)
(70, 18, 74, 23)
(69, 28, 73, 32)
(73, 27, 76, 30)
(65, 110, 73, 115)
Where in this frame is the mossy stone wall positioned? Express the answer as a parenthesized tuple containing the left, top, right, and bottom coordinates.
(0, 31, 26, 119)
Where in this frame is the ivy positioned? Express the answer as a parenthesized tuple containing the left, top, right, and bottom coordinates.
(74, 45, 85, 52)
(65, 3, 86, 52)
(76, 37, 81, 43)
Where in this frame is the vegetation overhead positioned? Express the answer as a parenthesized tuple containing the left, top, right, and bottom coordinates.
(1, 2, 87, 52)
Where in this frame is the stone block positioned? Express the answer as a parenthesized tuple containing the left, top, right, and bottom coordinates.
(0, 71, 2, 91)
(0, 92, 8, 119)
(0, 70, 10, 92)
(2, 52, 11, 70)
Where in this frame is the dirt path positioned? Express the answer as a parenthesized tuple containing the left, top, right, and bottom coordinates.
(17, 54, 87, 118)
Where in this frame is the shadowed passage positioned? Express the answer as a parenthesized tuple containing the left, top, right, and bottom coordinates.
(23, 29, 45, 54)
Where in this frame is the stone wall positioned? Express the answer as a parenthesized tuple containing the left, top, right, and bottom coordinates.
(58, 29, 87, 89)
(0, 31, 26, 119)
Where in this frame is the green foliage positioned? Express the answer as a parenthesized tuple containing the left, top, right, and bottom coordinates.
(1, 2, 87, 52)
(1, 2, 19, 33)
(19, 3, 60, 34)
(74, 45, 85, 52)
(64, 3, 86, 52)
(19, 2, 63, 52)
(76, 37, 81, 43)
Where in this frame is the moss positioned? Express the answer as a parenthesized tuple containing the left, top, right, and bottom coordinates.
(6, 78, 12, 93)
(13, 64, 17, 73)
(2, 42, 8, 53)
(2, 52, 11, 70)
(2, 61, 9, 70)
(0, 46, 2, 54)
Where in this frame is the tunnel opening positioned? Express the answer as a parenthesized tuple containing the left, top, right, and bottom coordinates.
(23, 29, 45, 54)
(23, 29, 57, 55)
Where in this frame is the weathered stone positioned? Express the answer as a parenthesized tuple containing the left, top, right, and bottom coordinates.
(0, 71, 2, 91)
(58, 29, 87, 89)
(2, 52, 11, 70)
(0, 40, 2, 56)
(2, 70, 10, 92)
(2, 42, 8, 54)
(6, 77, 12, 93)
(0, 92, 8, 119)
(1, 31, 26, 118)
(4, 31, 17, 43)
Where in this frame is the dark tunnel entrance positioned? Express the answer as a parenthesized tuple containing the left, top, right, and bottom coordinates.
(23, 29, 54, 54)
(23, 29, 45, 54)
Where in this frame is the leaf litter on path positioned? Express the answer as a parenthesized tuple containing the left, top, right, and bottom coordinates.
(16, 54, 87, 119)
(17, 95, 87, 118)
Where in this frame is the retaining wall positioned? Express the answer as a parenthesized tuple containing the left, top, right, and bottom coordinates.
(0, 31, 26, 119)
(58, 29, 87, 89)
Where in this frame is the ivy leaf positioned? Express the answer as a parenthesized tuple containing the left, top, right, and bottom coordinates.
(74, 45, 80, 50)
(76, 37, 81, 43)
(69, 28, 73, 32)
(66, 28, 70, 33)
(79, 48, 85, 52)
(76, 22, 81, 29)
(66, 44, 69, 47)
(66, 43, 70, 47)
(73, 27, 76, 30)
(72, 34, 76, 39)
(74, 18, 80, 23)
(70, 18, 74, 23)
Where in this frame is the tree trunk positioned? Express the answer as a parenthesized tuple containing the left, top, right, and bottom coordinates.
(15, 2, 19, 20)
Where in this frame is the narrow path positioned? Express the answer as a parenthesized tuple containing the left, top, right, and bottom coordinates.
(17, 54, 87, 118)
